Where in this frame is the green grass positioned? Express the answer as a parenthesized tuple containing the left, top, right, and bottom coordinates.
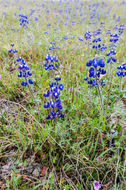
(0, 0, 126, 189)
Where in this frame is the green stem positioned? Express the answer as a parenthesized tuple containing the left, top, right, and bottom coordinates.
(88, 85, 91, 112)
(95, 68, 104, 120)
(119, 76, 122, 98)
(97, 85, 104, 119)
(102, 63, 113, 130)
(25, 77, 40, 109)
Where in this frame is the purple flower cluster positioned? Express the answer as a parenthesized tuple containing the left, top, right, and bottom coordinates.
(118, 24, 125, 35)
(44, 54, 59, 70)
(78, 37, 83, 41)
(92, 29, 107, 51)
(8, 43, 18, 54)
(84, 31, 91, 40)
(92, 37, 101, 50)
(113, 24, 125, 36)
(107, 50, 117, 63)
(109, 33, 119, 44)
(44, 76, 64, 119)
(93, 28, 102, 36)
(17, 57, 33, 86)
(44, 54, 64, 120)
(107, 30, 119, 64)
(116, 63, 126, 77)
(84, 58, 106, 87)
(19, 14, 29, 27)
(49, 42, 59, 51)
(107, 25, 125, 64)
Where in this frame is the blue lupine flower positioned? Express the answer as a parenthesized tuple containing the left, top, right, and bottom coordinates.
(107, 58, 111, 63)
(44, 76, 64, 119)
(47, 23, 51, 27)
(116, 63, 126, 77)
(44, 90, 50, 97)
(59, 84, 64, 90)
(106, 29, 119, 64)
(98, 59, 105, 67)
(44, 52, 64, 120)
(44, 54, 59, 70)
(92, 38, 101, 43)
(93, 29, 101, 36)
(100, 80, 106, 86)
(50, 42, 55, 45)
(8, 43, 18, 54)
(117, 16, 120, 22)
(86, 60, 92, 67)
(49, 42, 59, 51)
(84, 58, 106, 87)
(106, 29, 111, 35)
(78, 37, 83, 41)
(28, 79, 33, 84)
(11, 43, 14, 47)
(108, 31, 120, 45)
(91, 30, 107, 52)
(49, 45, 55, 50)
(118, 24, 125, 35)
(21, 81, 28, 86)
(46, 115, 51, 120)
(93, 59, 98, 67)
(107, 57, 117, 63)
(63, 35, 68, 40)
(19, 14, 29, 28)
(84, 31, 91, 40)
(107, 50, 116, 56)
(113, 14, 116, 19)
(50, 100, 55, 108)
(44, 31, 48, 34)
(17, 57, 33, 86)
(35, 17, 38, 21)
(111, 57, 116, 62)
(55, 76, 61, 81)
(84, 77, 88, 81)
(44, 102, 50, 108)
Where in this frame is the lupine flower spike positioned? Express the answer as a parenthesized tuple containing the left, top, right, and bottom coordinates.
(19, 14, 29, 28)
(8, 43, 18, 54)
(17, 57, 33, 86)
(44, 76, 64, 120)
(116, 63, 126, 98)
(84, 58, 106, 87)
(84, 58, 106, 118)
(44, 54, 58, 70)
(116, 63, 126, 77)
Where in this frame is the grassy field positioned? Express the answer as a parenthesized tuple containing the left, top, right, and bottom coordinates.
(0, 0, 126, 189)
